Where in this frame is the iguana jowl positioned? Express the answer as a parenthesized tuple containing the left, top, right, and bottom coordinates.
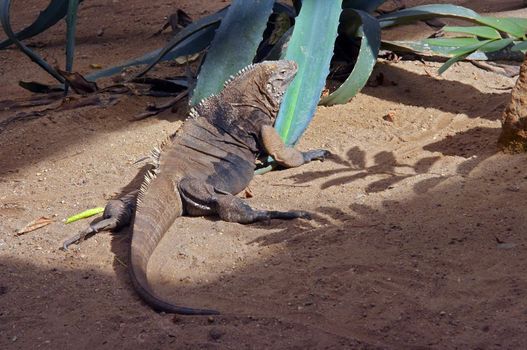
(65, 60, 328, 315)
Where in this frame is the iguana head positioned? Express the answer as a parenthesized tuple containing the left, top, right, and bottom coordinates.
(216, 60, 298, 119)
(260, 60, 298, 107)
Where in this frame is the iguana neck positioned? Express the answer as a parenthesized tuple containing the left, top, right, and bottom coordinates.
(221, 80, 278, 121)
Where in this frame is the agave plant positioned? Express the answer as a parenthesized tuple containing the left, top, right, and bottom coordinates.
(2, 0, 526, 150)
(0, 0, 83, 90)
(379, 5, 527, 74)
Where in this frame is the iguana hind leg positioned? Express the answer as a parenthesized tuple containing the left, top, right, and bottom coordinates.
(178, 178, 310, 224)
(62, 164, 154, 250)
(215, 195, 311, 223)
(62, 193, 136, 250)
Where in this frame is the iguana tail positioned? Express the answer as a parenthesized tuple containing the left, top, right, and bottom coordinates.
(129, 173, 219, 315)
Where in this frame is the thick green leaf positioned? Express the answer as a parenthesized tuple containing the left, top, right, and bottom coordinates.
(447, 39, 492, 57)
(477, 38, 514, 53)
(321, 9, 380, 106)
(383, 39, 460, 56)
(379, 4, 481, 27)
(0, 0, 84, 49)
(273, 2, 297, 18)
(425, 37, 481, 47)
(383, 39, 489, 59)
(0, 0, 64, 83)
(512, 41, 527, 51)
(379, 4, 526, 38)
(134, 2, 293, 82)
(190, 0, 275, 105)
(65, 0, 80, 94)
(65, 0, 79, 72)
(437, 39, 491, 74)
(343, 0, 387, 12)
(476, 16, 526, 39)
(263, 26, 293, 60)
(437, 52, 470, 75)
(274, 0, 342, 145)
(136, 7, 228, 78)
(512, 18, 527, 33)
(385, 39, 523, 61)
(86, 13, 223, 81)
(443, 25, 501, 40)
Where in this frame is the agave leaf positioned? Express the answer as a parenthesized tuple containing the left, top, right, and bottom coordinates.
(443, 25, 501, 40)
(65, 0, 79, 72)
(65, 0, 80, 94)
(274, 0, 342, 145)
(513, 18, 527, 33)
(437, 53, 470, 75)
(438, 39, 491, 74)
(476, 16, 526, 39)
(0, 0, 64, 83)
(321, 9, 380, 106)
(122, 2, 292, 81)
(447, 39, 492, 56)
(379, 4, 526, 38)
(263, 26, 293, 61)
(0, 0, 84, 50)
(512, 41, 527, 51)
(343, 0, 387, 12)
(273, 2, 297, 18)
(440, 38, 514, 65)
(383, 39, 486, 58)
(85, 20, 219, 81)
(379, 4, 481, 27)
(425, 37, 482, 47)
(18, 81, 63, 93)
(385, 38, 524, 61)
(476, 38, 514, 53)
(190, 0, 275, 105)
(382, 39, 456, 56)
(135, 7, 228, 78)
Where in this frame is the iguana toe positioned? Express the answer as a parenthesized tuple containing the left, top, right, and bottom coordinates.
(302, 149, 331, 163)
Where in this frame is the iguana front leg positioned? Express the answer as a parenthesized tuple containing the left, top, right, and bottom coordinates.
(62, 191, 137, 250)
(260, 125, 329, 168)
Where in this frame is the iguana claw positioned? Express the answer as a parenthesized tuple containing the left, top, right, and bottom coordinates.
(61, 217, 123, 250)
(62, 226, 95, 250)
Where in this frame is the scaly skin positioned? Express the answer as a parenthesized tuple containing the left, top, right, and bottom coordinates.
(64, 60, 329, 314)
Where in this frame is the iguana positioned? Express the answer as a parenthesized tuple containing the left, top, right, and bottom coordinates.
(64, 60, 329, 315)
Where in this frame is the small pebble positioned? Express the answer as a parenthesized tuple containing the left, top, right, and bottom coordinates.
(208, 328, 224, 341)
(383, 111, 396, 123)
(497, 242, 517, 250)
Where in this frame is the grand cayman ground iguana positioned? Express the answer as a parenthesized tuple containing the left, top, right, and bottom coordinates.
(64, 60, 329, 315)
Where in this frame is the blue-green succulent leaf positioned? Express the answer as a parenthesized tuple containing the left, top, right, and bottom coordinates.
(321, 9, 380, 106)
(274, 0, 342, 145)
(191, 0, 275, 105)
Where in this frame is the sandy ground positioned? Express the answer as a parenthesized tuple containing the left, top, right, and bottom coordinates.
(1, 1, 527, 349)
